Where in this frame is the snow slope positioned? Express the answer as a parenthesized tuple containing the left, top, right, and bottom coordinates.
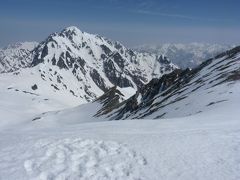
(1, 97, 240, 179)
(108, 46, 240, 120)
(135, 43, 234, 68)
(0, 72, 68, 129)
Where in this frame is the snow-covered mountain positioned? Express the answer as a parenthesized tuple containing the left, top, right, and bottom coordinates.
(0, 26, 176, 106)
(106, 46, 240, 120)
(36, 46, 240, 123)
(0, 42, 38, 73)
(135, 43, 234, 69)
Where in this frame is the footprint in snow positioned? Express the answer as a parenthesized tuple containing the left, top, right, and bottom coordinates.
(24, 138, 146, 180)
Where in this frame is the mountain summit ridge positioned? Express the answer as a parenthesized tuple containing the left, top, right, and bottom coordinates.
(0, 26, 176, 106)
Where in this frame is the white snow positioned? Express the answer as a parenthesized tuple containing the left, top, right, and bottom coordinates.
(1, 103, 240, 180)
(23, 138, 146, 180)
(117, 86, 136, 100)
(1, 72, 240, 179)
(1, 58, 240, 180)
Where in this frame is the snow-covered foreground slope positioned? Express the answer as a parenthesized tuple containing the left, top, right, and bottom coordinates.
(135, 43, 234, 68)
(0, 71, 137, 130)
(1, 98, 240, 179)
(0, 78, 240, 179)
(0, 74, 69, 128)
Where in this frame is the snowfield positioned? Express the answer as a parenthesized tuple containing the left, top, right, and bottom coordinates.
(1, 94, 240, 180)
(0, 63, 240, 179)
(23, 138, 146, 180)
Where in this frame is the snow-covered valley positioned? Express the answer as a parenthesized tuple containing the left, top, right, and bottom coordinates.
(1, 101, 240, 179)
(0, 26, 240, 180)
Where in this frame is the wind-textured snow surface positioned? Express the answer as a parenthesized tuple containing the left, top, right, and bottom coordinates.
(23, 138, 146, 180)
(1, 103, 240, 180)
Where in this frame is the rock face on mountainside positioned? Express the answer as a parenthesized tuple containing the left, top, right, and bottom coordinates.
(0, 42, 38, 73)
(103, 46, 240, 120)
(0, 26, 176, 105)
(31, 26, 176, 88)
(94, 86, 125, 117)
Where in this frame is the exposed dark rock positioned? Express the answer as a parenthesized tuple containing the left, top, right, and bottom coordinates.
(100, 45, 111, 55)
(51, 84, 59, 90)
(31, 84, 38, 90)
(90, 69, 108, 92)
(101, 54, 107, 60)
(57, 76, 61, 83)
(70, 90, 77, 97)
(114, 42, 123, 50)
(158, 55, 170, 64)
(65, 51, 75, 68)
(32, 117, 41, 121)
(22, 90, 39, 96)
(41, 45, 48, 59)
(111, 52, 125, 70)
(32, 55, 44, 67)
(103, 59, 133, 88)
(94, 86, 124, 116)
(206, 100, 228, 106)
(57, 53, 68, 69)
(103, 46, 240, 120)
(76, 57, 86, 68)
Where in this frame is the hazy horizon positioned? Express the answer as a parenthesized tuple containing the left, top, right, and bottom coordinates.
(1, 0, 239, 47)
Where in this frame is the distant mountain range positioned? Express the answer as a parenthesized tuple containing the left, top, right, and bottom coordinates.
(0, 42, 38, 73)
(134, 43, 235, 69)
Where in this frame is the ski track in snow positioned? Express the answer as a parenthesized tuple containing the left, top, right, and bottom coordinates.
(22, 138, 146, 180)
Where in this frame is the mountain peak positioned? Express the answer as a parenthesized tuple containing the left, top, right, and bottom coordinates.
(4, 27, 176, 105)
(62, 26, 83, 35)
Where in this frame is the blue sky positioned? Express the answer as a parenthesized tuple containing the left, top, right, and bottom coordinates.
(0, 0, 239, 47)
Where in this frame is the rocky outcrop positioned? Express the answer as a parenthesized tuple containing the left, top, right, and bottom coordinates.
(104, 46, 240, 120)
(94, 86, 125, 116)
